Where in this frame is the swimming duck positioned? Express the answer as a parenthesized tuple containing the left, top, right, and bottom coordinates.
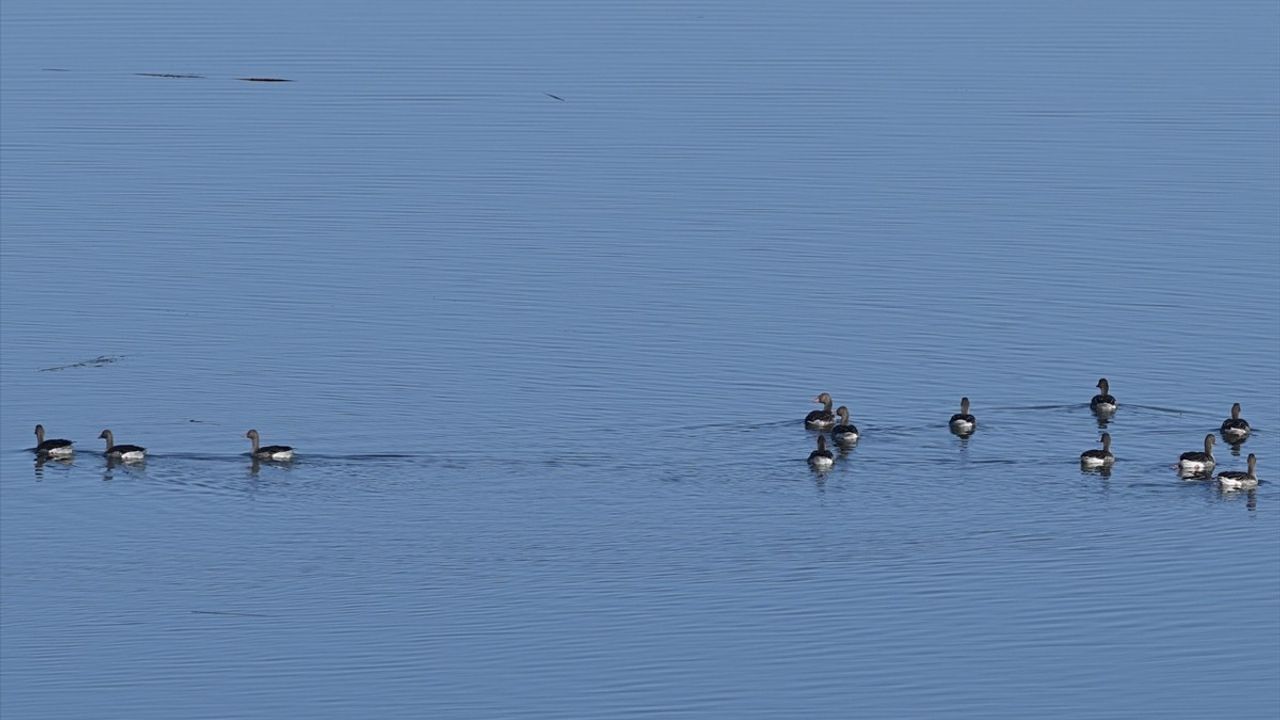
(98, 429, 145, 462)
(831, 406, 859, 446)
(1090, 378, 1116, 414)
(1080, 432, 1115, 467)
(804, 392, 836, 430)
(1178, 433, 1216, 474)
(245, 429, 294, 461)
(1216, 454, 1258, 490)
(949, 397, 976, 436)
(808, 434, 834, 470)
(1220, 403, 1251, 443)
(33, 424, 74, 457)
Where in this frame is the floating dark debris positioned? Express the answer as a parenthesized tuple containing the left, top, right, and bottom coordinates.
(41, 68, 71, 72)
(544, 92, 566, 101)
(39, 354, 125, 372)
(237, 77, 293, 83)
(136, 72, 206, 79)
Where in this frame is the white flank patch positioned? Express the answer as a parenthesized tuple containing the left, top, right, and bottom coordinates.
(46, 446, 74, 458)
(1218, 475, 1257, 490)
(810, 456, 834, 470)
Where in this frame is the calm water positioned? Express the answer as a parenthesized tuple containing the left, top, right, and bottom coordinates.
(3, 1, 1279, 717)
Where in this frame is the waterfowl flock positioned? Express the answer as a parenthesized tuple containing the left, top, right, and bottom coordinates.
(31, 426, 294, 465)
(799, 378, 1261, 491)
(29, 377, 1262, 491)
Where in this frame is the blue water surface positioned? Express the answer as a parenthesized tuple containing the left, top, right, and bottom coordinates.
(2, 1, 1278, 718)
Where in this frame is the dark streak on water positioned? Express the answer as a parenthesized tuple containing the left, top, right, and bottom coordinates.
(37, 354, 125, 372)
(136, 72, 206, 79)
(190, 610, 273, 618)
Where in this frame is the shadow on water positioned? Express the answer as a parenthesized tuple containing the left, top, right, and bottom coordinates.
(37, 354, 124, 372)
(1216, 485, 1260, 512)
(1125, 404, 1196, 416)
(135, 72, 204, 79)
(674, 418, 794, 434)
(40, 69, 292, 82)
(1177, 468, 1216, 482)
(100, 457, 147, 482)
(18, 449, 678, 483)
(190, 610, 273, 618)
(1080, 465, 1113, 479)
(996, 402, 1191, 417)
(32, 455, 74, 480)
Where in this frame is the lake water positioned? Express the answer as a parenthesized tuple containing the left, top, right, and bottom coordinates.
(2, 1, 1278, 717)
